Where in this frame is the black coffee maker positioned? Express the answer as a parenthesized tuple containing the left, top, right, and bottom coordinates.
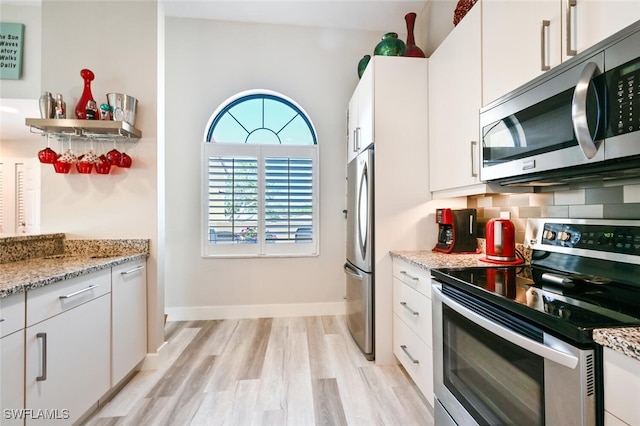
(433, 208, 478, 253)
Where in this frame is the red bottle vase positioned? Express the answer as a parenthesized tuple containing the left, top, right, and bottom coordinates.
(404, 13, 425, 58)
(75, 68, 96, 119)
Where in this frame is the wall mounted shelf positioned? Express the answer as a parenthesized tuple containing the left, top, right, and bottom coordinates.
(25, 118, 142, 139)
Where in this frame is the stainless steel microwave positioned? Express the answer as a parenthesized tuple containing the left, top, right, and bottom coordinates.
(480, 20, 640, 186)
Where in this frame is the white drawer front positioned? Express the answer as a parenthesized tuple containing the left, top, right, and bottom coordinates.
(0, 292, 25, 338)
(393, 313, 434, 406)
(393, 278, 432, 347)
(392, 258, 431, 298)
(27, 268, 111, 326)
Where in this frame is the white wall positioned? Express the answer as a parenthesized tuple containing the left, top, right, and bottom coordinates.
(163, 17, 384, 318)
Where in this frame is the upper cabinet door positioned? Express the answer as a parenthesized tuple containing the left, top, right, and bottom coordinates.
(564, 0, 640, 61)
(429, 3, 482, 193)
(482, 0, 562, 106)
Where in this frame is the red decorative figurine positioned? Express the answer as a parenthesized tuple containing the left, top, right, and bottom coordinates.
(75, 69, 96, 119)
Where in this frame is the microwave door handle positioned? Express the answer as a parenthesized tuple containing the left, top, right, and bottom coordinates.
(433, 286, 579, 369)
(571, 61, 600, 160)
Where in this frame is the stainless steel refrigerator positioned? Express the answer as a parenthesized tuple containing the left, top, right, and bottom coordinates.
(344, 144, 374, 360)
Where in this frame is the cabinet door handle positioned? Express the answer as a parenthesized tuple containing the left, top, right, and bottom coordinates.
(355, 127, 361, 151)
(59, 284, 98, 299)
(400, 301, 419, 316)
(566, 0, 577, 56)
(400, 345, 420, 364)
(540, 20, 551, 71)
(400, 271, 419, 281)
(36, 332, 48, 381)
(470, 140, 478, 177)
(0, 317, 5, 323)
(121, 265, 145, 275)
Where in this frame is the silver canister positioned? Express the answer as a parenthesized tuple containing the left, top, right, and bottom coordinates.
(39, 91, 56, 118)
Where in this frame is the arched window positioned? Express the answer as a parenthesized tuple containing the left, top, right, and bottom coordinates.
(202, 90, 319, 257)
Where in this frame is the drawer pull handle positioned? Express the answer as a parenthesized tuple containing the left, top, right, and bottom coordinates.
(121, 265, 145, 275)
(36, 332, 48, 381)
(400, 271, 419, 281)
(400, 301, 419, 316)
(400, 345, 419, 364)
(0, 317, 5, 323)
(59, 284, 99, 299)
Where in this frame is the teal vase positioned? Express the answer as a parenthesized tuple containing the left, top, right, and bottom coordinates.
(374, 32, 406, 56)
(357, 55, 371, 79)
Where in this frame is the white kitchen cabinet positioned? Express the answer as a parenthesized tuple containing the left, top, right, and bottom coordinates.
(346, 55, 430, 364)
(346, 64, 373, 163)
(482, 0, 640, 106)
(391, 258, 434, 406)
(111, 259, 147, 386)
(25, 269, 111, 425)
(1, 293, 26, 426)
(603, 347, 640, 426)
(429, 4, 486, 198)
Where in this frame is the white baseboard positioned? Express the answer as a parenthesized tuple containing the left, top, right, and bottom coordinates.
(164, 301, 346, 321)
(140, 340, 169, 371)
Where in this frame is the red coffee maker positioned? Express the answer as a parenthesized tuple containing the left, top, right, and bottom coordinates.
(433, 208, 478, 253)
(483, 218, 523, 264)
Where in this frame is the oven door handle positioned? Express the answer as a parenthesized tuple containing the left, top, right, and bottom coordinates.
(433, 286, 579, 369)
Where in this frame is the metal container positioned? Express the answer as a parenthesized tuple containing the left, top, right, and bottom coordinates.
(106, 93, 138, 126)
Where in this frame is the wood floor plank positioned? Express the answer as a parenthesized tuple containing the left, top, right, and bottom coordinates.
(312, 378, 348, 426)
(283, 321, 315, 425)
(305, 316, 334, 380)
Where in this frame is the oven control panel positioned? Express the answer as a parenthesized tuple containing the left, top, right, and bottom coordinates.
(541, 222, 640, 254)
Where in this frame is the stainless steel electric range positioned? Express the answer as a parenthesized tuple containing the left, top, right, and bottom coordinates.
(431, 218, 640, 426)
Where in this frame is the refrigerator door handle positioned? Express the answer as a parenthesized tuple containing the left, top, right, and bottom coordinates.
(344, 263, 364, 280)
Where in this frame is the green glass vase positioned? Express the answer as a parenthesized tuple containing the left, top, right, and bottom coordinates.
(357, 55, 371, 79)
(374, 32, 406, 56)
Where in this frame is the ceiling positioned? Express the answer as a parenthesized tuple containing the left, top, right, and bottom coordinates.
(161, 0, 430, 33)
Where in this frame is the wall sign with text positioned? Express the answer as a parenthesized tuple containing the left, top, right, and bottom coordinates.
(0, 22, 24, 80)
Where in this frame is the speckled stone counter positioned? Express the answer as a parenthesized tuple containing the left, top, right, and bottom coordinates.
(0, 234, 149, 299)
(593, 328, 640, 362)
(390, 249, 640, 363)
(390, 250, 490, 270)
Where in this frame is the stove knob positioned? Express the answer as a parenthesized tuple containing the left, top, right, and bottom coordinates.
(558, 231, 571, 242)
(543, 230, 556, 240)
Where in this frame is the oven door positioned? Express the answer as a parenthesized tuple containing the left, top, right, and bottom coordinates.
(432, 283, 597, 426)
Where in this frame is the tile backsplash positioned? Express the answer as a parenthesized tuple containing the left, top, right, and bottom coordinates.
(469, 181, 640, 244)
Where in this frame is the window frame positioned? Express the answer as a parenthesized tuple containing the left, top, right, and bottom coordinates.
(201, 90, 319, 258)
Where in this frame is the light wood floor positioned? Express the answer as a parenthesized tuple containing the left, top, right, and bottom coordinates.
(82, 316, 434, 426)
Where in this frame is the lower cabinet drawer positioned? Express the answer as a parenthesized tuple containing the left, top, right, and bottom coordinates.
(27, 269, 111, 326)
(0, 292, 25, 338)
(393, 278, 432, 347)
(393, 313, 434, 406)
(392, 258, 432, 298)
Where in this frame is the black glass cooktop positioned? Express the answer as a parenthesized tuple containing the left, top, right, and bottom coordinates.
(431, 265, 640, 344)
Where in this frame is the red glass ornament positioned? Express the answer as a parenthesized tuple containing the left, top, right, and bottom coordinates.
(53, 160, 71, 174)
(76, 160, 94, 174)
(119, 152, 132, 168)
(95, 155, 112, 174)
(38, 147, 58, 164)
(404, 13, 425, 58)
(106, 148, 122, 165)
(75, 69, 95, 119)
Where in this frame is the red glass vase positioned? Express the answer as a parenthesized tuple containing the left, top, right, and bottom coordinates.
(404, 12, 425, 58)
(75, 69, 95, 119)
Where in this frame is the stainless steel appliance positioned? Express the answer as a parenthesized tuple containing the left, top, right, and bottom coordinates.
(480, 20, 640, 186)
(432, 218, 640, 426)
(433, 208, 478, 254)
(344, 144, 374, 360)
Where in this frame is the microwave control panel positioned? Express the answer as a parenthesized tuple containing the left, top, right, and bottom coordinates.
(609, 58, 640, 136)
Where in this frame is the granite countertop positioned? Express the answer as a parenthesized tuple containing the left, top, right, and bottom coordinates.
(390, 249, 640, 363)
(0, 253, 147, 298)
(0, 234, 149, 299)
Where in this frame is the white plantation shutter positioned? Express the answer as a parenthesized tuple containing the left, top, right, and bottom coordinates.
(265, 157, 313, 243)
